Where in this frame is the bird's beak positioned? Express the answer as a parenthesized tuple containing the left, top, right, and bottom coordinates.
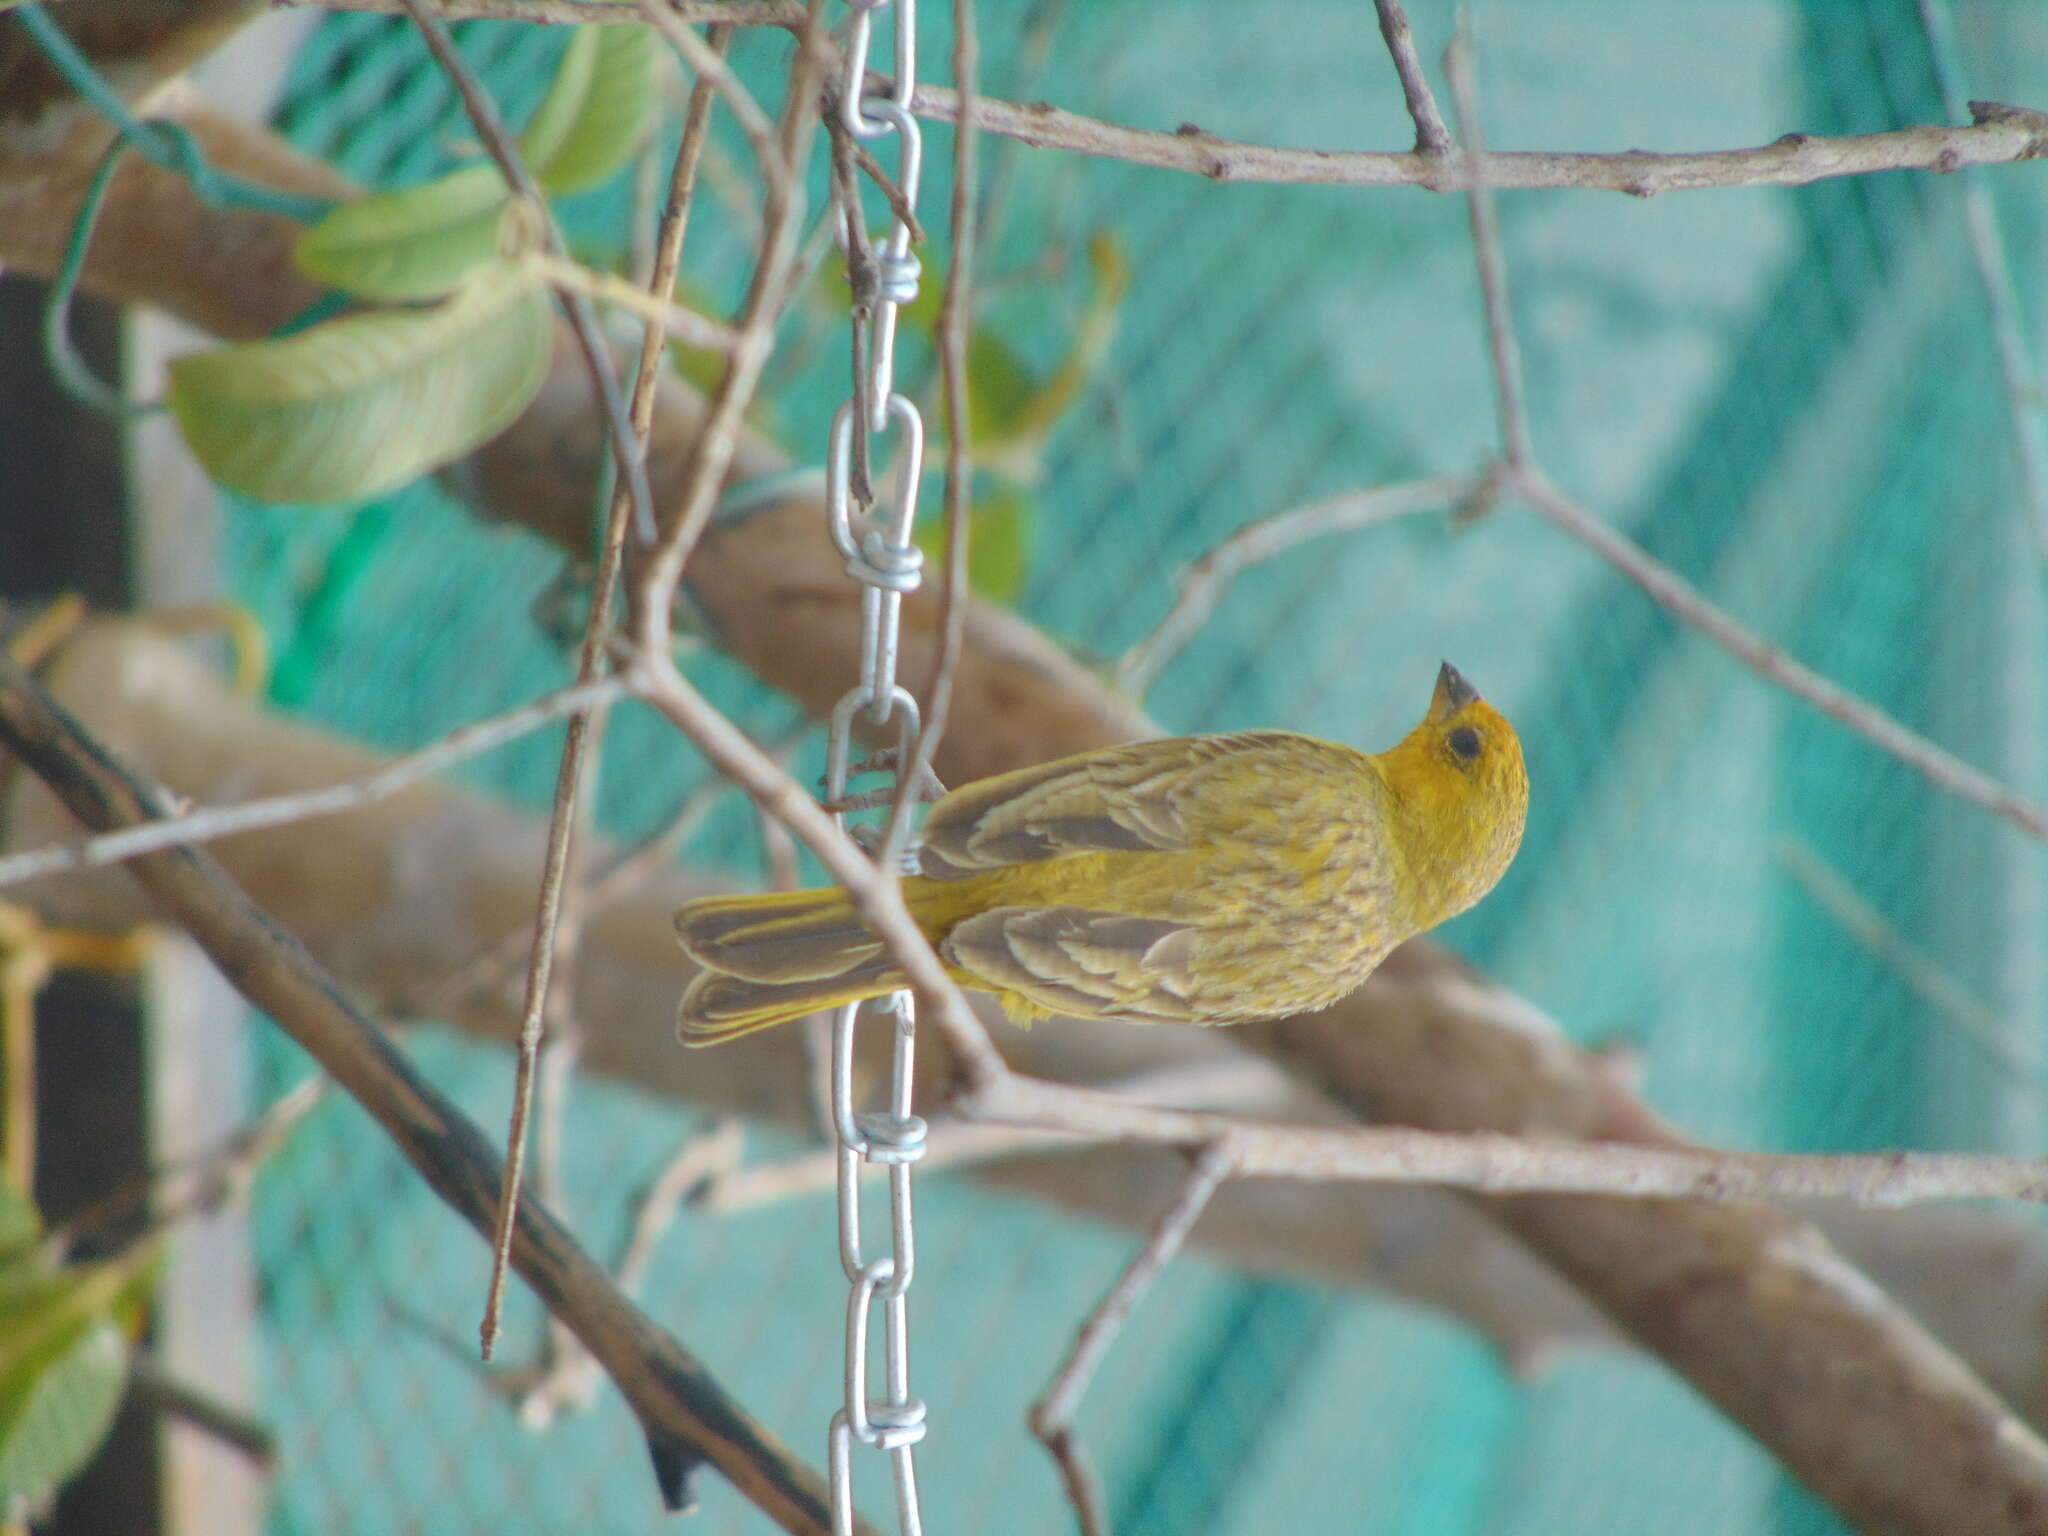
(1432, 661, 1479, 718)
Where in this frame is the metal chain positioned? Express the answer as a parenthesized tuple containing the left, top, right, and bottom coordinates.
(823, 1, 930, 1532)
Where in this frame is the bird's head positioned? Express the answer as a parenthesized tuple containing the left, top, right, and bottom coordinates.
(1377, 662, 1529, 929)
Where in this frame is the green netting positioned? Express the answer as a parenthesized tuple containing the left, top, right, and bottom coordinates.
(214, 0, 2048, 1531)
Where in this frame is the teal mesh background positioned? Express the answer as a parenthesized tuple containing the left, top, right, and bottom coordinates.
(214, 1, 2048, 1531)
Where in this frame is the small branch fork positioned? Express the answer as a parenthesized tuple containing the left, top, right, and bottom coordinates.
(1029, 1143, 1232, 1536)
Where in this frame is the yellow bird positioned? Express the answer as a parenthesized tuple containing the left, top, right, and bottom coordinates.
(674, 662, 1527, 1044)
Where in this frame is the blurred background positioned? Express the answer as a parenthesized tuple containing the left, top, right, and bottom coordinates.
(6, 0, 2048, 1531)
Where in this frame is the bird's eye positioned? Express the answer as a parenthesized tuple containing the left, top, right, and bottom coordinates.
(1447, 726, 1482, 762)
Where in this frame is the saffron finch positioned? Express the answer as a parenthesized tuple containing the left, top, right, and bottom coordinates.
(674, 662, 1526, 1043)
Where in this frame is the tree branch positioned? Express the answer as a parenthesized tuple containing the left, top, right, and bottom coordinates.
(1370, 0, 1452, 156)
(0, 650, 863, 1536)
(895, 80, 2048, 195)
(0, 677, 624, 889)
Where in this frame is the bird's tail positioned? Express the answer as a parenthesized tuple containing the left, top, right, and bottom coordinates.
(673, 887, 903, 1045)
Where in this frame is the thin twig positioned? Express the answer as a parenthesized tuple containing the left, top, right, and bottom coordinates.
(475, 12, 741, 1356)
(1445, 28, 1528, 468)
(397, 4, 631, 1360)
(640, 3, 782, 163)
(1911, 0, 2048, 557)
(1515, 464, 2048, 840)
(889, 80, 2048, 195)
(961, 1066, 2048, 1207)
(50, 1075, 327, 1260)
(1774, 836, 2037, 1092)
(632, 3, 831, 634)
(0, 678, 625, 890)
(524, 252, 735, 350)
(880, 0, 978, 869)
(290, 0, 806, 22)
(840, 127, 930, 248)
(482, 735, 601, 1360)
(1371, 0, 1452, 156)
(1031, 1143, 1235, 1536)
(129, 1353, 279, 1471)
(1114, 472, 1481, 699)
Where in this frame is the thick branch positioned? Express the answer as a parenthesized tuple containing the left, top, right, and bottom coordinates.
(0, 650, 861, 1536)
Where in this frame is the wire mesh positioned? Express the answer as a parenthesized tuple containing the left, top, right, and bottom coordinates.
(212, 0, 2048, 1531)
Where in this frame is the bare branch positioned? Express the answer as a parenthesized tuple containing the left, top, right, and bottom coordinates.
(894, 80, 2048, 195)
(0, 677, 624, 890)
(1515, 464, 2048, 840)
(50, 1075, 327, 1261)
(639, 3, 783, 162)
(959, 1066, 2048, 1206)
(1031, 1144, 1234, 1536)
(282, 0, 806, 26)
(260, 5, 2048, 207)
(1115, 473, 1481, 699)
(1371, 0, 1452, 156)
(1774, 836, 2034, 1091)
(1445, 29, 1529, 467)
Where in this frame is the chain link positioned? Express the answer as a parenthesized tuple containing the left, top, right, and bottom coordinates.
(824, 0, 930, 1530)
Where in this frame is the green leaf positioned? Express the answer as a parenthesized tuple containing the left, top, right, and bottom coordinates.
(522, 24, 659, 195)
(913, 486, 1033, 604)
(0, 1313, 126, 1511)
(294, 163, 511, 302)
(0, 1240, 155, 1512)
(168, 266, 554, 505)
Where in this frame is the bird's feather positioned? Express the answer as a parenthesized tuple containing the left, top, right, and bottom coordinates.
(918, 731, 1306, 879)
(943, 906, 1201, 1022)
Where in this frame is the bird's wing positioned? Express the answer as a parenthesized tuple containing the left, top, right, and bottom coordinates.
(942, 906, 1202, 1022)
(917, 731, 1293, 879)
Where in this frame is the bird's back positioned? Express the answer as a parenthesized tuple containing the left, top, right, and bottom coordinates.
(905, 731, 1407, 1023)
